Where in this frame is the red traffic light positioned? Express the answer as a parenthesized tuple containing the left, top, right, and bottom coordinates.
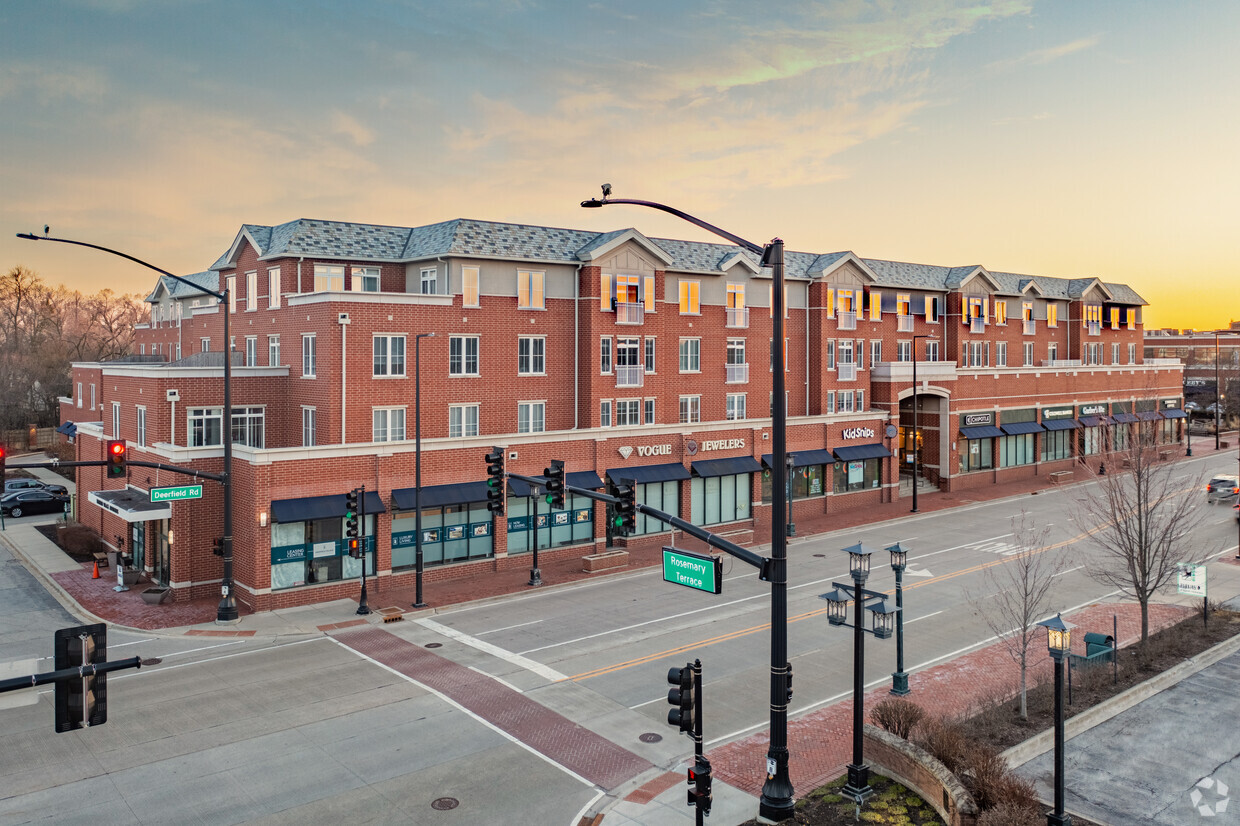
(105, 439, 127, 479)
(109, 442, 124, 456)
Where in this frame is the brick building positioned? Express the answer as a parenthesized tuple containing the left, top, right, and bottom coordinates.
(59, 218, 1185, 611)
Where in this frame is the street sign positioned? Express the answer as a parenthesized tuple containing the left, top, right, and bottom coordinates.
(149, 485, 203, 503)
(1178, 563, 1207, 597)
(662, 547, 722, 595)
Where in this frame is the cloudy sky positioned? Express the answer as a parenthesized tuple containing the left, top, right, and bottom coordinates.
(2, 1, 1236, 328)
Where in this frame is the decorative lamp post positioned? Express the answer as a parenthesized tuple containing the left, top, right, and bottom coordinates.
(412, 332, 436, 609)
(583, 186, 795, 821)
(818, 541, 895, 804)
(1215, 331, 1223, 451)
(1037, 613, 1076, 826)
(786, 453, 796, 537)
(885, 542, 910, 695)
(910, 334, 937, 513)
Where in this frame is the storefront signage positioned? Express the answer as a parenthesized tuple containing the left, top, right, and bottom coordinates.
(634, 444, 673, 457)
(662, 546, 722, 595)
(700, 438, 745, 452)
(961, 412, 994, 427)
(841, 427, 875, 440)
(271, 537, 375, 565)
(1110, 401, 1131, 415)
(1078, 403, 1107, 417)
(311, 541, 336, 558)
(150, 485, 203, 502)
(1161, 398, 1182, 409)
(1042, 406, 1074, 420)
(1186, 378, 1210, 388)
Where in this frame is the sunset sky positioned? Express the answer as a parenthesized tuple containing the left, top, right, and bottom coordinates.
(2, 1, 1235, 329)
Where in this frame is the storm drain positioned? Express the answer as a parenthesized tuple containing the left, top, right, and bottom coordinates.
(430, 797, 459, 811)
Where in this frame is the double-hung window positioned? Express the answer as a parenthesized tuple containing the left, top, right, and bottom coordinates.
(449, 404, 479, 438)
(1023, 342, 1034, 366)
(896, 341, 912, 362)
(517, 270, 544, 309)
(600, 400, 612, 427)
(518, 337, 545, 375)
(616, 399, 641, 426)
(997, 341, 1007, 367)
(871, 340, 882, 365)
(644, 399, 656, 424)
(678, 280, 700, 314)
(188, 407, 223, 447)
(302, 407, 316, 447)
(373, 407, 406, 442)
(231, 406, 265, 448)
(462, 266, 480, 307)
(420, 267, 437, 295)
(926, 340, 939, 362)
(679, 396, 701, 424)
(244, 336, 257, 367)
(518, 401, 545, 434)
(314, 265, 344, 292)
(354, 266, 380, 292)
(600, 337, 612, 373)
(246, 271, 258, 311)
(268, 268, 281, 308)
(1128, 343, 1136, 364)
(136, 406, 146, 448)
(679, 338, 700, 372)
(374, 335, 407, 377)
(112, 402, 121, 437)
(644, 338, 656, 373)
(449, 336, 479, 376)
(201, 337, 210, 353)
(268, 334, 280, 367)
(726, 393, 746, 420)
(302, 334, 317, 377)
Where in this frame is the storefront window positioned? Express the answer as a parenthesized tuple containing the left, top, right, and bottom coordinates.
(1158, 418, 1177, 444)
(1112, 423, 1129, 451)
(630, 480, 679, 536)
(1079, 426, 1102, 456)
(1041, 429, 1072, 461)
(999, 433, 1036, 467)
(691, 473, 751, 525)
(961, 438, 993, 472)
(392, 503, 492, 567)
(271, 514, 374, 590)
(506, 493, 592, 554)
(833, 458, 882, 493)
(761, 465, 829, 503)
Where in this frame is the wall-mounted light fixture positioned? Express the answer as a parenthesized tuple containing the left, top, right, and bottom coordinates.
(259, 511, 268, 527)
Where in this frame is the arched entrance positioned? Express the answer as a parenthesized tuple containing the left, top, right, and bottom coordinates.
(897, 389, 948, 495)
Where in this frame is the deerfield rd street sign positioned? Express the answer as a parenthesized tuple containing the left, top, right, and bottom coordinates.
(662, 546, 722, 595)
(150, 485, 203, 503)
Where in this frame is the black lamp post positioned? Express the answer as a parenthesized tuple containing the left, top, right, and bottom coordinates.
(786, 453, 796, 537)
(1037, 613, 1075, 826)
(885, 542, 910, 695)
(583, 186, 795, 820)
(411, 332, 436, 609)
(819, 542, 895, 804)
(528, 482, 543, 586)
(17, 231, 238, 623)
(910, 334, 937, 513)
(1215, 331, 1223, 451)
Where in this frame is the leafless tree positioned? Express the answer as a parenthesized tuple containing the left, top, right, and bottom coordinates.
(1074, 419, 1205, 647)
(967, 511, 1070, 719)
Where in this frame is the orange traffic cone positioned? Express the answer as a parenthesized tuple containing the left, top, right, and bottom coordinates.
(92, 560, 100, 579)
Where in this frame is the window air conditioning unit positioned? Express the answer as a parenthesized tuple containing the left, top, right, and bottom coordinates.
(166, 389, 180, 402)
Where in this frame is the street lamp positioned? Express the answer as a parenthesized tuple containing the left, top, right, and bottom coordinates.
(910, 334, 937, 513)
(1215, 331, 1223, 451)
(583, 187, 795, 821)
(819, 542, 896, 804)
(17, 231, 239, 623)
(412, 331, 436, 609)
(786, 453, 796, 537)
(885, 542, 910, 695)
(1037, 613, 1076, 826)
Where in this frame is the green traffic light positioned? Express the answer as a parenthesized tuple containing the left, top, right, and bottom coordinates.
(614, 516, 624, 527)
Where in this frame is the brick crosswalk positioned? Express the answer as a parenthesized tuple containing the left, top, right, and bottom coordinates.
(335, 625, 654, 791)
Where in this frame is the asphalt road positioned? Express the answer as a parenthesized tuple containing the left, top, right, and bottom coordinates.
(1, 451, 1238, 825)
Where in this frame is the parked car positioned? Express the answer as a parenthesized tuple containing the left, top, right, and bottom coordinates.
(1184, 401, 1202, 412)
(1206, 474, 1239, 504)
(42, 484, 69, 497)
(0, 489, 69, 518)
(3, 478, 47, 493)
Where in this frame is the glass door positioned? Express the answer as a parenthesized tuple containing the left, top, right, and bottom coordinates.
(130, 521, 146, 571)
(154, 518, 171, 586)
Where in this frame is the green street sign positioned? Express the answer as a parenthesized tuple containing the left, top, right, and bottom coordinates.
(662, 546, 722, 595)
(150, 485, 203, 503)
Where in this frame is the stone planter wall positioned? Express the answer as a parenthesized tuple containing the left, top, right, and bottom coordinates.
(863, 724, 978, 826)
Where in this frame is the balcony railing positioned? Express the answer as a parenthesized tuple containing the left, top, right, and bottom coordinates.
(726, 306, 749, 328)
(837, 310, 857, 330)
(615, 365, 644, 387)
(1043, 359, 1084, 368)
(1087, 321, 1101, 336)
(726, 363, 749, 383)
(1023, 319, 1036, 335)
(615, 302, 645, 325)
(897, 314, 913, 332)
(969, 317, 986, 334)
(837, 362, 857, 382)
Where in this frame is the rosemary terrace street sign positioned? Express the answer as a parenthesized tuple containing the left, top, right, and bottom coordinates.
(150, 485, 203, 503)
(662, 546, 723, 595)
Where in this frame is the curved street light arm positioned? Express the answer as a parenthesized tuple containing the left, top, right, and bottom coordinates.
(16, 233, 224, 301)
(580, 197, 765, 256)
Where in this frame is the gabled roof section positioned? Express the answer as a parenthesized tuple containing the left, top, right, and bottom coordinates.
(804, 251, 880, 283)
(1101, 282, 1147, 306)
(861, 259, 955, 291)
(144, 271, 219, 303)
(574, 227, 674, 266)
(717, 250, 761, 274)
(1019, 278, 1045, 296)
(1068, 277, 1115, 302)
(210, 224, 280, 270)
(950, 266, 1001, 292)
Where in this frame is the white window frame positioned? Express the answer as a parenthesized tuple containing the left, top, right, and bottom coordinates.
(600, 337, 612, 374)
(996, 341, 1007, 367)
(1023, 342, 1034, 367)
(314, 264, 344, 292)
(76, 382, 83, 408)
(89, 383, 95, 410)
(448, 404, 479, 438)
(678, 280, 700, 315)
(302, 406, 316, 447)
(112, 402, 121, 437)
(644, 337, 656, 374)
(462, 266, 480, 308)
(201, 337, 210, 353)
(449, 336, 480, 376)
(244, 336, 257, 367)
(230, 406, 265, 448)
(188, 407, 223, 447)
(679, 395, 701, 424)
(600, 399, 612, 427)
(726, 393, 746, 421)
(268, 334, 280, 367)
(226, 275, 237, 313)
(246, 271, 258, 311)
(354, 266, 380, 293)
(136, 406, 146, 448)
(926, 340, 939, 362)
(517, 270, 545, 309)
(420, 266, 437, 295)
(644, 399, 656, 425)
(373, 407, 407, 442)
(871, 340, 882, 366)
(374, 334, 407, 378)
(302, 334, 317, 377)
(518, 336, 546, 375)
(518, 401, 546, 434)
(268, 267, 281, 309)
(616, 399, 641, 426)
(679, 338, 701, 373)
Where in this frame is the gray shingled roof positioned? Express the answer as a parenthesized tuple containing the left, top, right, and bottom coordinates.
(145, 271, 220, 303)
(203, 217, 1147, 304)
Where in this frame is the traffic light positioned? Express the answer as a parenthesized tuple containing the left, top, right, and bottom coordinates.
(345, 488, 360, 539)
(485, 447, 505, 514)
(105, 439, 126, 479)
(688, 756, 713, 814)
(614, 482, 636, 536)
(544, 459, 565, 510)
(54, 623, 108, 732)
(0, 443, 6, 476)
(666, 664, 694, 735)
(211, 537, 224, 557)
(347, 537, 361, 559)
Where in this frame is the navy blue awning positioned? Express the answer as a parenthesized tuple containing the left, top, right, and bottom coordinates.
(272, 490, 386, 523)
(1079, 416, 1111, 427)
(1043, 418, 1081, 431)
(762, 449, 835, 468)
(960, 425, 1004, 439)
(1111, 412, 1139, 424)
(832, 444, 893, 462)
(605, 463, 691, 485)
(1162, 409, 1187, 419)
(508, 471, 605, 497)
(390, 481, 490, 511)
(56, 421, 77, 436)
(691, 456, 763, 477)
(1000, 421, 1045, 436)
(1136, 410, 1162, 421)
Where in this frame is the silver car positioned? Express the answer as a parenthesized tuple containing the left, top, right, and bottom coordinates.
(1206, 475, 1239, 504)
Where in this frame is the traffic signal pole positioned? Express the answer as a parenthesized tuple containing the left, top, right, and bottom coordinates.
(0, 657, 142, 694)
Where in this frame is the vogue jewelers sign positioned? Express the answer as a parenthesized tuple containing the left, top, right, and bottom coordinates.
(700, 438, 745, 452)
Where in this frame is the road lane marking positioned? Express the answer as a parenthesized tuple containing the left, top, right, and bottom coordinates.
(417, 618, 568, 683)
(477, 619, 544, 636)
(1051, 565, 1085, 579)
(109, 636, 326, 680)
(469, 665, 523, 693)
(905, 610, 943, 624)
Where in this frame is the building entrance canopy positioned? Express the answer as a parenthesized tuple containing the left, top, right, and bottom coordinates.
(831, 444, 893, 462)
(87, 488, 172, 523)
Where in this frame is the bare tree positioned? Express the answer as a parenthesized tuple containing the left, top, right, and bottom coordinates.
(1075, 420, 1205, 647)
(967, 511, 1070, 719)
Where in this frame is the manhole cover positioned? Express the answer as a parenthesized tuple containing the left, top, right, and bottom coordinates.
(639, 732, 663, 743)
(812, 553, 825, 558)
(424, 642, 443, 649)
(430, 797, 459, 811)
(140, 658, 162, 666)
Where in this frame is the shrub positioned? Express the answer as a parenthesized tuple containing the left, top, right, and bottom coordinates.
(913, 715, 968, 775)
(871, 697, 925, 739)
(962, 745, 1009, 811)
(977, 799, 1043, 826)
(60, 523, 105, 557)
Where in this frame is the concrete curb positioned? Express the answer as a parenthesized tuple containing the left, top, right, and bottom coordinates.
(1002, 628, 1240, 769)
(0, 521, 116, 630)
